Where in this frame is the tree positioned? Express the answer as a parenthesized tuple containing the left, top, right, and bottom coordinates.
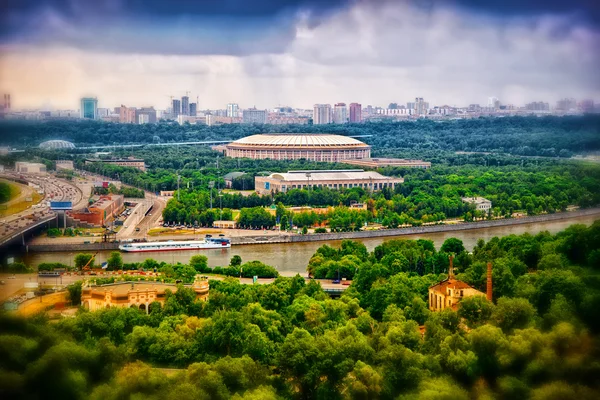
(230, 255, 242, 267)
(74, 253, 94, 270)
(107, 251, 123, 270)
(458, 296, 494, 328)
(67, 281, 83, 306)
(190, 255, 209, 272)
(492, 297, 536, 333)
(279, 215, 289, 231)
(278, 328, 322, 397)
(441, 238, 466, 255)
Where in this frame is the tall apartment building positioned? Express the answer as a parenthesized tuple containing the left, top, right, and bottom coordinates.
(118, 105, 137, 123)
(407, 97, 429, 116)
(181, 96, 189, 115)
(172, 99, 181, 117)
(525, 102, 550, 111)
(227, 103, 239, 118)
(2, 94, 10, 111)
(579, 99, 594, 113)
(189, 103, 197, 116)
(488, 97, 500, 109)
(349, 103, 362, 123)
(556, 98, 577, 111)
(313, 104, 332, 125)
(242, 108, 267, 124)
(136, 107, 157, 124)
(80, 97, 98, 119)
(333, 103, 348, 124)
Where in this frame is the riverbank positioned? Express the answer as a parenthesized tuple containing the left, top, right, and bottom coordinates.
(23, 207, 600, 253)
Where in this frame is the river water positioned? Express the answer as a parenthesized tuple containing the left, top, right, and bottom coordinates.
(20, 215, 599, 276)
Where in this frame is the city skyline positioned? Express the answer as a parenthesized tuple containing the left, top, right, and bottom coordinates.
(0, 0, 599, 110)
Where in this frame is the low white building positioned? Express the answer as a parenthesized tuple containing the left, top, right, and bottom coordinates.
(255, 169, 403, 195)
(15, 162, 47, 174)
(56, 160, 74, 170)
(461, 197, 492, 212)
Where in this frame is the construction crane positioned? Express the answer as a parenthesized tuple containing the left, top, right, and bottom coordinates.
(82, 252, 99, 271)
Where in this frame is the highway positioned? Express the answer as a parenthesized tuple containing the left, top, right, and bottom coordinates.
(0, 172, 84, 247)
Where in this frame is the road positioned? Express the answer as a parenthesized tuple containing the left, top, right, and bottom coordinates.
(0, 172, 84, 246)
(130, 195, 167, 238)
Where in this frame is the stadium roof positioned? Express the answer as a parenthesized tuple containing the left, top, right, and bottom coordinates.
(269, 169, 401, 181)
(39, 140, 76, 150)
(229, 134, 369, 148)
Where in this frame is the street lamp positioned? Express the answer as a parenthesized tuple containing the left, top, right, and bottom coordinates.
(218, 191, 223, 221)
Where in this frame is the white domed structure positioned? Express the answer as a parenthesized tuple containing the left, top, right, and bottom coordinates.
(39, 140, 76, 150)
(225, 134, 371, 162)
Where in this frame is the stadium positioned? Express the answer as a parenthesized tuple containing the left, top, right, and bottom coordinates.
(39, 140, 76, 150)
(224, 134, 371, 162)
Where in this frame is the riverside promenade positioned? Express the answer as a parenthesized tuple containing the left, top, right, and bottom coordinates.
(24, 207, 600, 252)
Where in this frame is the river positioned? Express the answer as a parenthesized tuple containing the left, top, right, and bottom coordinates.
(19, 215, 599, 276)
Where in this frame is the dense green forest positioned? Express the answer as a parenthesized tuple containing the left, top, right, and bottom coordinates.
(2, 222, 600, 399)
(1, 115, 599, 157)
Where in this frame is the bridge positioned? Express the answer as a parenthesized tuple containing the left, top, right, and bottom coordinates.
(0, 213, 56, 248)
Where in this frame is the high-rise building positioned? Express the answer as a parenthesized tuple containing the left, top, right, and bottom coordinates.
(349, 103, 362, 123)
(227, 103, 239, 118)
(525, 102, 550, 111)
(172, 99, 181, 117)
(488, 97, 500, 109)
(388, 103, 398, 109)
(579, 99, 594, 113)
(313, 104, 332, 125)
(2, 94, 10, 111)
(189, 103, 197, 116)
(556, 98, 577, 111)
(80, 97, 98, 119)
(181, 96, 189, 116)
(136, 107, 157, 124)
(242, 108, 268, 124)
(408, 98, 429, 116)
(333, 103, 348, 124)
(118, 105, 137, 123)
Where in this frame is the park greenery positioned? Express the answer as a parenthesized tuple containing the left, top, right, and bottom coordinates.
(2, 117, 599, 230)
(2, 222, 600, 399)
(157, 160, 600, 229)
(93, 183, 145, 198)
(0, 181, 11, 203)
(1, 115, 599, 157)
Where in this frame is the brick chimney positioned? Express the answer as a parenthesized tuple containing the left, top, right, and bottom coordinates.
(448, 254, 454, 279)
(486, 262, 493, 302)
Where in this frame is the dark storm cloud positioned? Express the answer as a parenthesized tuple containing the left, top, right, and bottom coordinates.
(1, 0, 598, 55)
(0, 0, 351, 55)
(454, 0, 600, 28)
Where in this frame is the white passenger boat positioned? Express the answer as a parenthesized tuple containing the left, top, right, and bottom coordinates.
(119, 237, 231, 252)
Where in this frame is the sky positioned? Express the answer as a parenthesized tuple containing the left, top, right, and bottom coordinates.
(0, 0, 599, 110)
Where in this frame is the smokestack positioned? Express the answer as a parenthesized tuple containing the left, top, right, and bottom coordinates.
(486, 262, 493, 302)
(448, 254, 454, 279)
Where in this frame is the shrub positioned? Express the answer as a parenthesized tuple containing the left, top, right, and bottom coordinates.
(239, 261, 279, 278)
